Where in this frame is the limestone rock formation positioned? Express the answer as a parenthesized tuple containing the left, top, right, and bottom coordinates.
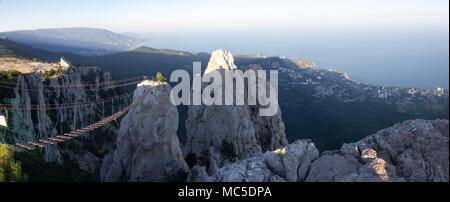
(184, 49, 288, 171)
(204, 49, 237, 74)
(9, 66, 118, 166)
(188, 140, 319, 182)
(185, 104, 263, 165)
(243, 64, 288, 152)
(188, 119, 448, 182)
(100, 80, 188, 181)
(305, 119, 449, 182)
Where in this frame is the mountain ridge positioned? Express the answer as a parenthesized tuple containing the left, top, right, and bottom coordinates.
(0, 27, 147, 56)
(130, 46, 193, 56)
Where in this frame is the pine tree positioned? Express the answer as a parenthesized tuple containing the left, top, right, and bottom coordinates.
(0, 144, 27, 182)
(156, 72, 166, 82)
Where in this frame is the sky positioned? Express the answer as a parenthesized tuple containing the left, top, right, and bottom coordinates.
(0, 0, 449, 89)
(0, 0, 448, 33)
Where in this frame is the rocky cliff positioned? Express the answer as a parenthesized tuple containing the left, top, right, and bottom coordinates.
(2, 65, 124, 173)
(306, 119, 448, 182)
(203, 49, 237, 74)
(100, 80, 188, 181)
(187, 139, 318, 182)
(184, 49, 288, 173)
(189, 119, 448, 182)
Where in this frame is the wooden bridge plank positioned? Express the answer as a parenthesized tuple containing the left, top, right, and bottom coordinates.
(57, 135, 73, 140)
(49, 137, 65, 142)
(28, 141, 47, 148)
(65, 133, 79, 137)
(16, 143, 36, 150)
(39, 139, 57, 145)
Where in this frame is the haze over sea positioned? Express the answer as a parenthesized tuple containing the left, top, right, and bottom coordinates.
(1, 0, 448, 89)
(143, 25, 449, 90)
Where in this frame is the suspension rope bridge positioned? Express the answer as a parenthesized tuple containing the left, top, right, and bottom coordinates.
(0, 75, 146, 92)
(2, 93, 132, 110)
(0, 75, 150, 152)
(0, 75, 145, 87)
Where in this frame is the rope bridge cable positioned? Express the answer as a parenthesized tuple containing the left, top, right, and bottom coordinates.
(37, 105, 41, 141)
(59, 106, 63, 138)
(13, 84, 153, 151)
(2, 93, 133, 110)
(0, 78, 145, 92)
(102, 101, 104, 120)
(0, 75, 146, 87)
(1, 92, 131, 106)
(3, 77, 151, 146)
(5, 96, 131, 111)
(73, 105, 77, 131)
(43, 75, 146, 88)
(1, 74, 153, 150)
(46, 104, 63, 144)
(3, 92, 133, 143)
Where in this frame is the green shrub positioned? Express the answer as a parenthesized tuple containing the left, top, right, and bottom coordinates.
(42, 66, 65, 82)
(14, 149, 97, 182)
(0, 70, 22, 81)
(0, 144, 27, 182)
(156, 72, 166, 82)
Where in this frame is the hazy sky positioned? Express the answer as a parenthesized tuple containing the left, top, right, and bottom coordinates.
(0, 0, 448, 33)
(0, 0, 448, 89)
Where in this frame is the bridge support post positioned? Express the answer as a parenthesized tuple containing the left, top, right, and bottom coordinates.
(59, 105, 63, 135)
(102, 101, 104, 120)
(73, 105, 77, 131)
(37, 105, 41, 141)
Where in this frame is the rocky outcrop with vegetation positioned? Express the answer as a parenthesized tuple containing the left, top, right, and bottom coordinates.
(100, 80, 188, 181)
(2, 65, 123, 177)
(306, 119, 448, 182)
(188, 119, 448, 182)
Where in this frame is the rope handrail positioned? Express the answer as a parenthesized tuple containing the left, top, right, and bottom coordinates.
(0, 92, 131, 107)
(10, 84, 153, 150)
(0, 77, 145, 92)
(0, 75, 146, 87)
(4, 93, 132, 110)
(44, 75, 146, 87)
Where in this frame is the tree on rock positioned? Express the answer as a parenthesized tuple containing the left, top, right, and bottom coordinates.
(156, 72, 166, 82)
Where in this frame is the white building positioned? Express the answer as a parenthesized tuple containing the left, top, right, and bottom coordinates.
(0, 115, 7, 127)
(59, 56, 71, 68)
